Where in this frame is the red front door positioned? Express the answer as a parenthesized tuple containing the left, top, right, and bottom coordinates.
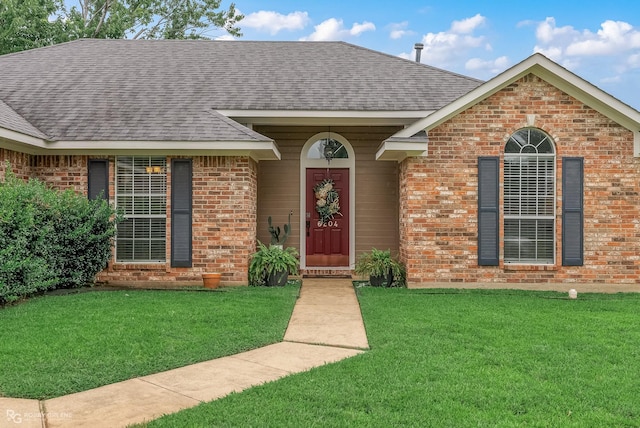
(306, 168, 349, 267)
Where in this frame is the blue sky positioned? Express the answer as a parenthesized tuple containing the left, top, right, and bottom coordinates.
(217, 0, 640, 108)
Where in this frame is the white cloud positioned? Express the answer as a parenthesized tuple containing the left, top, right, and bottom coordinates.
(517, 17, 640, 107)
(301, 18, 375, 41)
(535, 17, 577, 45)
(389, 21, 414, 40)
(390, 29, 410, 40)
(534, 17, 640, 69)
(533, 45, 564, 62)
(565, 20, 640, 56)
(242, 11, 310, 35)
(451, 14, 486, 34)
(351, 21, 376, 36)
(465, 56, 509, 73)
(414, 14, 489, 68)
(214, 34, 236, 41)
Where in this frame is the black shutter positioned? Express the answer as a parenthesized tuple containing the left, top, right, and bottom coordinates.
(171, 159, 192, 268)
(562, 157, 583, 266)
(478, 157, 499, 266)
(88, 159, 109, 200)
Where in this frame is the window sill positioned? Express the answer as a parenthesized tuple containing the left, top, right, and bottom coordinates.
(112, 263, 168, 271)
(504, 264, 557, 272)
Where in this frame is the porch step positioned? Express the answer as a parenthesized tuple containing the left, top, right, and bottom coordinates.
(301, 269, 353, 278)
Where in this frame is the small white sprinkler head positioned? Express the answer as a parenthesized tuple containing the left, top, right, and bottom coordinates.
(568, 289, 578, 299)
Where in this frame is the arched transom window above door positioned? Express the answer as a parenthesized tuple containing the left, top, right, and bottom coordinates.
(307, 138, 349, 161)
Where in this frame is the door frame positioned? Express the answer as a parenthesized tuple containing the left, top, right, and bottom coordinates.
(299, 132, 355, 270)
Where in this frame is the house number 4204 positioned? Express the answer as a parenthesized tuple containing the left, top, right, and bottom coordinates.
(318, 220, 339, 227)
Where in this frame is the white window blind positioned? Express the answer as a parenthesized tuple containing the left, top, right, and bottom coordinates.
(504, 129, 555, 264)
(116, 156, 167, 262)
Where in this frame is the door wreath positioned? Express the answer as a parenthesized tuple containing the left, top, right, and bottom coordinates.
(314, 179, 342, 224)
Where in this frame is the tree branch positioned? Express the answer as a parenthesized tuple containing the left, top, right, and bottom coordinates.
(92, 0, 110, 37)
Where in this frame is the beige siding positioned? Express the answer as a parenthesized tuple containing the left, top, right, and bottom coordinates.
(255, 127, 303, 249)
(255, 125, 401, 260)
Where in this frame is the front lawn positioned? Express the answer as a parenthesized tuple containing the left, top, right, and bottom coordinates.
(0, 285, 299, 399)
(141, 288, 640, 427)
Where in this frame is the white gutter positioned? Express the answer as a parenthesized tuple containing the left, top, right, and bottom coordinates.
(0, 136, 281, 161)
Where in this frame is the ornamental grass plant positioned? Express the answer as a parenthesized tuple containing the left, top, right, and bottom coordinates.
(354, 248, 405, 287)
(248, 241, 299, 286)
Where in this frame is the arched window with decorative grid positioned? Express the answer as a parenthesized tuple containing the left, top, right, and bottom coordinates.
(503, 128, 556, 264)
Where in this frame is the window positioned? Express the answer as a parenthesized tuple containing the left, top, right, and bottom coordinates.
(116, 156, 167, 262)
(504, 128, 555, 264)
(307, 138, 349, 160)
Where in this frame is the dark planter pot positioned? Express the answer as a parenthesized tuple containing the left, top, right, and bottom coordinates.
(266, 270, 288, 287)
(369, 271, 393, 287)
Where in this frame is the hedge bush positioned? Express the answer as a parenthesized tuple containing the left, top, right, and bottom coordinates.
(0, 168, 121, 304)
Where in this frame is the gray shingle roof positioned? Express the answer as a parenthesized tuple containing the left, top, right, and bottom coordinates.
(0, 39, 482, 142)
(0, 99, 49, 139)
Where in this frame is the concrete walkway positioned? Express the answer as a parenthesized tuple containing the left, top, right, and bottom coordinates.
(1, 279, 367, 428)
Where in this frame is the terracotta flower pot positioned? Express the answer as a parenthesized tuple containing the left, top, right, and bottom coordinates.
(202, 273, 222, 289)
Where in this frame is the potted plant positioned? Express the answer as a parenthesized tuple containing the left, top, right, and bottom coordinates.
(354, 248, 406, 287)
(249, 241, 299, 286)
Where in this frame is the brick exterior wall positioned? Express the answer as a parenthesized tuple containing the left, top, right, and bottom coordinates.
(4, 73, 639, 288)
(190, 156, 257, 285)
(97, 156, 257, 286)
(400, 74, 639, 286)
(30, 155, 88, 193)
(0, 150, 258, 286)
(0, 148, 31, 180)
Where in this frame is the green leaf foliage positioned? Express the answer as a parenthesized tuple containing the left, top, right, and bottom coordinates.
(0, 0, 67, 54)
(354, 248, 406, 287)
(0, 167, 122, 304)
(0, 0, 243, 55)
(248, 242, 299, 286)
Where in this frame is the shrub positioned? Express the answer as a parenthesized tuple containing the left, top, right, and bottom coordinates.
(0, 178, 58, 302)
(0, 167, 121, 304)
(40, 187, 121, 289)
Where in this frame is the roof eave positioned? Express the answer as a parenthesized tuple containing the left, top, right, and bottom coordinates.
(0, 128, 48, 153)
(375, 140, 428, 162)
(0, 139, 281, 161)
(390, 53, 640, 156)
(220, 110, 436, 127)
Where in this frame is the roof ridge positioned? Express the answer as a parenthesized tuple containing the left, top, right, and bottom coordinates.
(0, 40, 484, 141)
(339, 42, 484, 84)
(0, 38, 92, 57)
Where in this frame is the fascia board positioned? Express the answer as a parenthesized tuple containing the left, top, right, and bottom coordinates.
(375, 140, 428, 162)
(395, 53, 640, 144)
(395, 55, 544, 138)
(533, 65, 640, 130)
(219, 110, 434, 126)
(1, 139, 281, 161)
(0, 128, 48, 150)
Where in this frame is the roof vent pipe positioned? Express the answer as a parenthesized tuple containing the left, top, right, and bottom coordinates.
(414, 43, 424, 63)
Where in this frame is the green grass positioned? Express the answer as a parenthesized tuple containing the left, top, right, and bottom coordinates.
(140, 288, 640, 427)
(0, 285, 299, 399)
